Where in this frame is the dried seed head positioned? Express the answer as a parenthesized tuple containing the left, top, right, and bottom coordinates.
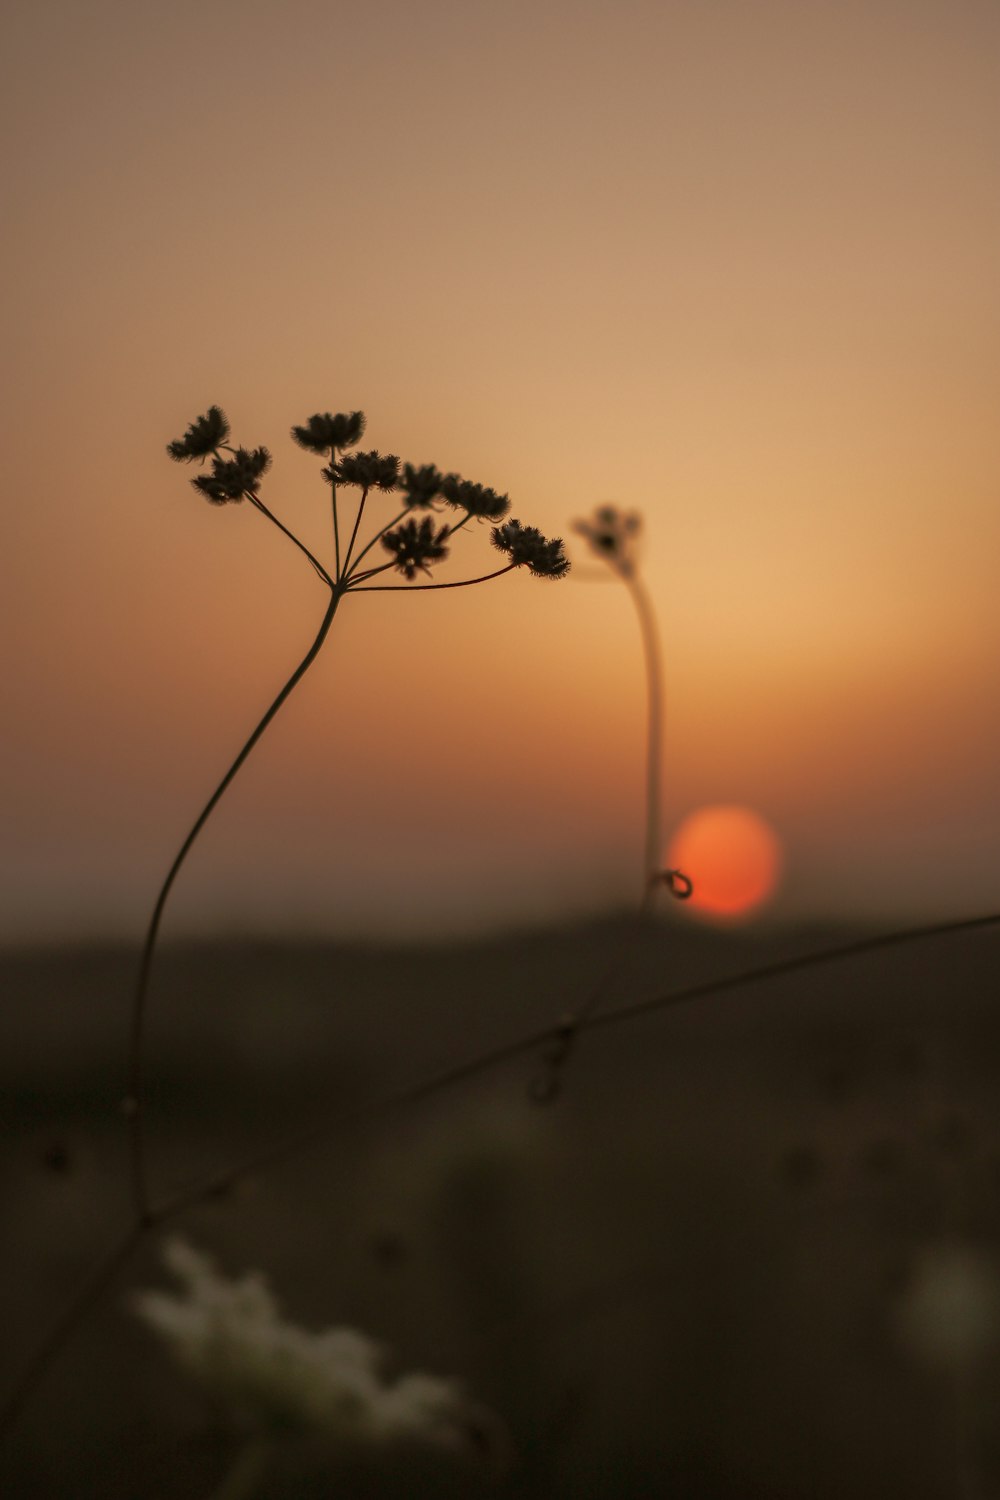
(291, 411, 366, 455)
(328, 450, 400, 491)
(167, 406, 230, 462)
(190, 446, 271, 504)
(491, 519, 570, 578)
(381, 516, 450, 579)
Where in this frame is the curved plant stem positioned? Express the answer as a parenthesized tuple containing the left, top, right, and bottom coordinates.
(343, 509, 474, 587)
(625, 573, 663, 899)
(126, 587, 342, 1219)
(248, 496, 334, 587)
(0, 1220, 145, 1436)
(167, 909, 1000, 1207)
(344, 506, 408, 579)
(340, 486, 369, 576)
(350, 564, 516, 593)
(4, 908, 999, 1438)
(347, 562, 393, 585)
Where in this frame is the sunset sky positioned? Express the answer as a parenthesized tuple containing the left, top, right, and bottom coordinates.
(3, 0, 998, 940)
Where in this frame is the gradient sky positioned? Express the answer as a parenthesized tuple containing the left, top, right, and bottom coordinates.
(2, 0, 999, 940)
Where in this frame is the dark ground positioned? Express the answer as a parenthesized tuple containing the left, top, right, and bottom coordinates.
(3, 914, 1000, 1497)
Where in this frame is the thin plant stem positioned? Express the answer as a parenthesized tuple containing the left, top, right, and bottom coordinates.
(247, 495, 334, 587)
(340, 486, 369, 576)
(344, 506, 408, 578)
(342, 508, 473, 588)
(347, 561, 393, 585)
(126, 588, 342, 1220)
(4, 907, 999, 1437)
(528, 565, 665, 1097)
(350, 564, 516, 593)
(330, 465, 341, 579)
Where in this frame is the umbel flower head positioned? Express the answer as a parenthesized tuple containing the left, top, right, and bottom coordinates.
(327, 450, 400, 491)
(574, 504, 642, 576)
(166, 406, 230, 463)
(191, 447, 272, 505)
(382, 516, 450, 578)
(399, 463, 445, 509)
(132, 1238, 504, 1463)
(492, 519, 570, 578)
(440, 474, 511, 521)
(291, 411, 366, 455)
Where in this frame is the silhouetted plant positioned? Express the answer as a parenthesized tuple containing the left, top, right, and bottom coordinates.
(7, 424, 1000, 1480)
(528, 503, 690, 1100)
(130, 407, 570, 1225)
(572, 504, 676, 898)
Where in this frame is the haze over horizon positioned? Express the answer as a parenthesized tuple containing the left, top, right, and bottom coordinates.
(3, 0, 999, 943)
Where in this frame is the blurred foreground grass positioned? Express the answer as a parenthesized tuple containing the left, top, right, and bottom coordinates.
(3, 915, 1000, 1497)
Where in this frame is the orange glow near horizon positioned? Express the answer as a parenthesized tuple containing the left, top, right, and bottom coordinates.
(2, 0, 999, 938)
(667, 806, 782, 920)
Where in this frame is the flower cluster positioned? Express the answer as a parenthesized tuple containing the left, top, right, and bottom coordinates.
(440, 475, 510, 521)
(190, 447, 272, 505)
(326, 450, 400, 491)
(166, 404, 569, 587)
(133, 1239, 502, 1462)
(399, 463, 444, 509)
(291, 411, 366, 455)
(166, 406, 230, 463)
(491, 519, 570, 578)
(382, 517, 450, 578)
(573, 504, 642, 576)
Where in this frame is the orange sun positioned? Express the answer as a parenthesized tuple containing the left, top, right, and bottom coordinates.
(666, 805, 782, 920)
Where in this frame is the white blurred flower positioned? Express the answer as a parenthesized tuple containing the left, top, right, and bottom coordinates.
(133, 1238, 502, 1462)
(894, 1243, 1000, 1370)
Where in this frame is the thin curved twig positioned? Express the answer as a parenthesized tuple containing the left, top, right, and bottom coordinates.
(247, 495, 334, 587)
(340, 486, 369, 577)
(626, 573, 663, 898)
(4, 906, 999, 1438)
(126, 588, 342, 1219)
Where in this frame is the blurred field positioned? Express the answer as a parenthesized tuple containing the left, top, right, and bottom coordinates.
(3, 915, 1000, 1497)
